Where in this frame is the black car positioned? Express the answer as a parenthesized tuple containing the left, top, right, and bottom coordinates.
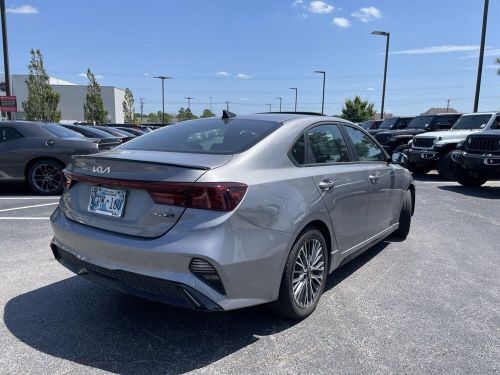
(0, 121, 98, 194)
(92, 126, 136, 142)
(360, 119, 383, 130)
(368, 116, 414, 136)
(374, 113, 462, 154)
(112, 126, 146, 136)
(451, 131, 500, 186)
(60, 124, 122, 150)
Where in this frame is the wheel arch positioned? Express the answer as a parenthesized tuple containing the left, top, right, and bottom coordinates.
(24, 156, 66, 181)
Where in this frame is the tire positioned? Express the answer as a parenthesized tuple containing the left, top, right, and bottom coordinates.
(452, 165, 488, 187)
(408, 164, 432, 175)
(437, 150, 455, 180)
(393, 189, 412, 239)
(394, 144, 409, 154)
(271, 228, 328, 320)
(27, 159, 65, 195)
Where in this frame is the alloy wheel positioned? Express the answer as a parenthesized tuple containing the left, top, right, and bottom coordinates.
(32, 164, 62, 193)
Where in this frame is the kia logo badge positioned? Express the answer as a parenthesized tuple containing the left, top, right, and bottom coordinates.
(92, 165, 111, 174)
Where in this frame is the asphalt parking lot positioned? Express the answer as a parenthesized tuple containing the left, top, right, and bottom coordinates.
(0, 176, 499, 375)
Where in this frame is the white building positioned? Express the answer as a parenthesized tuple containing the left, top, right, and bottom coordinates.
(1, 74, 125, 123)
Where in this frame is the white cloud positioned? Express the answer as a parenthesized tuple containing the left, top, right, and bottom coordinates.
(391, 45, 483, 55)
(367, 87, 375, 91)
(292, 0, 304, 6)
(6, 4, 38, 14)
(240, 98, 248, 101)
(237, 73, 251, 79)
(143, 73, 150, 77)
(332, 17, 351, 28)
(351, 6, 381, 22)
(216, 71, 230, 76)
(308, 1, 334, 14)
(78, 72, 103, 79)
(301, 13, 309, 19)
(461, 47, 500, 59)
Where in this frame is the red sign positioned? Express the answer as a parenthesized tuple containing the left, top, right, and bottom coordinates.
(0, 96, 17, 112)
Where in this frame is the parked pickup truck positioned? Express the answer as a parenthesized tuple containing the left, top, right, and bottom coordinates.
(450, 131, 500, 186)
(374, 113, 461, 155)
(406, 112, 500, 179)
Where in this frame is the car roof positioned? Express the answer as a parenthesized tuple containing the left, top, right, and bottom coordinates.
(461, 112, 498, 116)
(218, 112, 349, 125)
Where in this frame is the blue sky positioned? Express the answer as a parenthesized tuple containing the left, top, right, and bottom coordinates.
(3, 0, 500, 116)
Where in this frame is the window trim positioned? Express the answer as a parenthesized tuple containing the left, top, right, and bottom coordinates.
(342, 124, 390, 164)
(287, 121, 357, 167)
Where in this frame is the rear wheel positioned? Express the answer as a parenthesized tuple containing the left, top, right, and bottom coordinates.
(437, 151, 455, 180)
(27, 159, 64, 195)
(271, 228, 328, 320)
(393, 189, 412, 239)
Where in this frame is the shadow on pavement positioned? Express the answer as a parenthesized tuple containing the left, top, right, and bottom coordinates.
(4, 242, 387, 374)
(0, 181, 35, 196)
(437, 185, 500, 199)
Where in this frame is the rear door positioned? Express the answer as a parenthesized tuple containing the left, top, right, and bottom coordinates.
(343, 125, 399, 238)
(301, 123, 371, 252)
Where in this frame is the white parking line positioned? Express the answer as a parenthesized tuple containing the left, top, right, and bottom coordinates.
(0, 217, 50, 220)
(0, 197, 60, 200)
(0, 202, 59, 213)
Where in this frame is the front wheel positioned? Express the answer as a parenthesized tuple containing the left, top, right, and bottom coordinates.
(408, 163, 432, 175)
(437, 151, 455, 180)
(271, 228, 328, 320)
(452, 164, 488, 187)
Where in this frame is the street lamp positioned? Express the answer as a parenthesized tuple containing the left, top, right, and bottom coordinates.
(289, 88, 298, 112)
(276, 97, 282, 112)
(371, 30, 390, 119)
(474, 0, 489, 112)
(266, 103, 272, 112)
(0, 0, 12, 120)
(154, 75, 172, 124)
(314, 71, 326, 114)
(185, 96, 194, 110)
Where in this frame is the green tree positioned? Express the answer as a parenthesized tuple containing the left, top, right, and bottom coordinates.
(122, 88, 134, 124)
(83, 69, 108, 124)
(341, 96, 376, 123)
(22, 49, 61, 122)
(200, 108, 215, 118)
(176, 107, 197, 121)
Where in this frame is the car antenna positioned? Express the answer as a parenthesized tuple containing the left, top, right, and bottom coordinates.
(222, 110, 236, 119)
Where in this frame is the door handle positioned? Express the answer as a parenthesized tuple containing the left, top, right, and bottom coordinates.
(368, 174, 379, 184)
(318, 180, 335, 191)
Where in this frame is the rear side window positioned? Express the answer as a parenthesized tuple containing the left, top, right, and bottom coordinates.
(344, 126, 385, 162)
(306, 124, 350, 164)
(0, 127, 23, 142)
(435, 115, 460, 129)
(120, 118, 281, 154)
(291, 135, 305, 164)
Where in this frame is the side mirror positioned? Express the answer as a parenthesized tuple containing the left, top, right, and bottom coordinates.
(391, 151, 409, 167)
(424, 123, 431, 130)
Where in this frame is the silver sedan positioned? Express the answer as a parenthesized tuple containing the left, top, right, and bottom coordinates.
(50, 112, 414, 319)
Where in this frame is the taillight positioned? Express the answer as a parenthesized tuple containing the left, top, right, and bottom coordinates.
(148, 182, 247, 211)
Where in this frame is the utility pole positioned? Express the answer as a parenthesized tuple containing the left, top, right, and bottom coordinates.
(371, 31, 390, 119)
(446, 99, 450, 113)
(276, 97, 282, 112)
(289, 88, 298, 112)
(185, 96, 194, 110)
(266, 103, 272, 112)
(314, 71, 326, 114)
(153, 75, 171, 125)
(210, 96, 213, 112)
(473, 0, 489, 112)
(140, 97, 144, 122)
(225, 101, 230, 111)
(0, 0, 11, 120)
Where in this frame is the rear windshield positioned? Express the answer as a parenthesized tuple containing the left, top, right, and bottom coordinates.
(407, 115, 435, 129)
(41, 124, 83, 138)
(119, 118, 281, 154)
(378, 117, 398, 129)
(452, 114, 492, 130)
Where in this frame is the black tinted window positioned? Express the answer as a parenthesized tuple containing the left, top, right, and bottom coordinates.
(407, 116, 434, 129)
(491, 116, 500, 130)
(344, 126, 385, 161)
(306, 125, 350, 164)
(0, 127, 23, 142)
(435, 115, 460, 129)
(291, 135, 305, 164)
(120, 118, 281, 154)
(379, 117, 398, 129)
(452, 115, 491, 130)
(41, 124, 83, 138)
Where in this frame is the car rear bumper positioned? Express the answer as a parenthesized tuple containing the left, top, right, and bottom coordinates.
(50, 206, 293, 311)
(451, 151, 500, 176)
(409, 148, 438, 165)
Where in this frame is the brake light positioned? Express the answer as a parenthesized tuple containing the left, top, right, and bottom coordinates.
(63, 171, 247, 211)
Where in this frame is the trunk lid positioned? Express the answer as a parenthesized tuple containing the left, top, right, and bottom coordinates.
(61, 150, 231, 238)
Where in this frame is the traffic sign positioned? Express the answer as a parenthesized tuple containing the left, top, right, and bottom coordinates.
(0, 96, 17, 112)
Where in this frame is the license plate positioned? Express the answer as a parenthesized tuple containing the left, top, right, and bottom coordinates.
(88, 186, 127, 217)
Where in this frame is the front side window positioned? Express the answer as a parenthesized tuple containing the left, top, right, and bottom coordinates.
(452, 115, 492, 130)
(344, 126, 385, 162)
(435, 115, 460, 129)
(407, 116, 434, 129)
(378, 117, 398, 129)
(306, 124, 350, 164)
(0, 127, 23, 142)
(491, 116, 500, 130)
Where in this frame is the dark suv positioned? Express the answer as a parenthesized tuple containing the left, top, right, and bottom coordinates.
(451, 131, 500, 186)
(368, 116, 414, 136)
(374, 113, 462, 154)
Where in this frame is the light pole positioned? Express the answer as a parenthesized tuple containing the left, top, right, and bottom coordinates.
(0, 0, 11, 120)
(474, 0, 489, 112)
(225, 101, 230, 111)
(289, 87, 298, 112)
(185, 96, 194, 110)
(140, 97, 144, 122)
(276, 97, 282, 112)
(154, 75, 171, 124)
(371, 30, 390, 119)
(266, 103, 272, 112)
(314, 71, 326, 114)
